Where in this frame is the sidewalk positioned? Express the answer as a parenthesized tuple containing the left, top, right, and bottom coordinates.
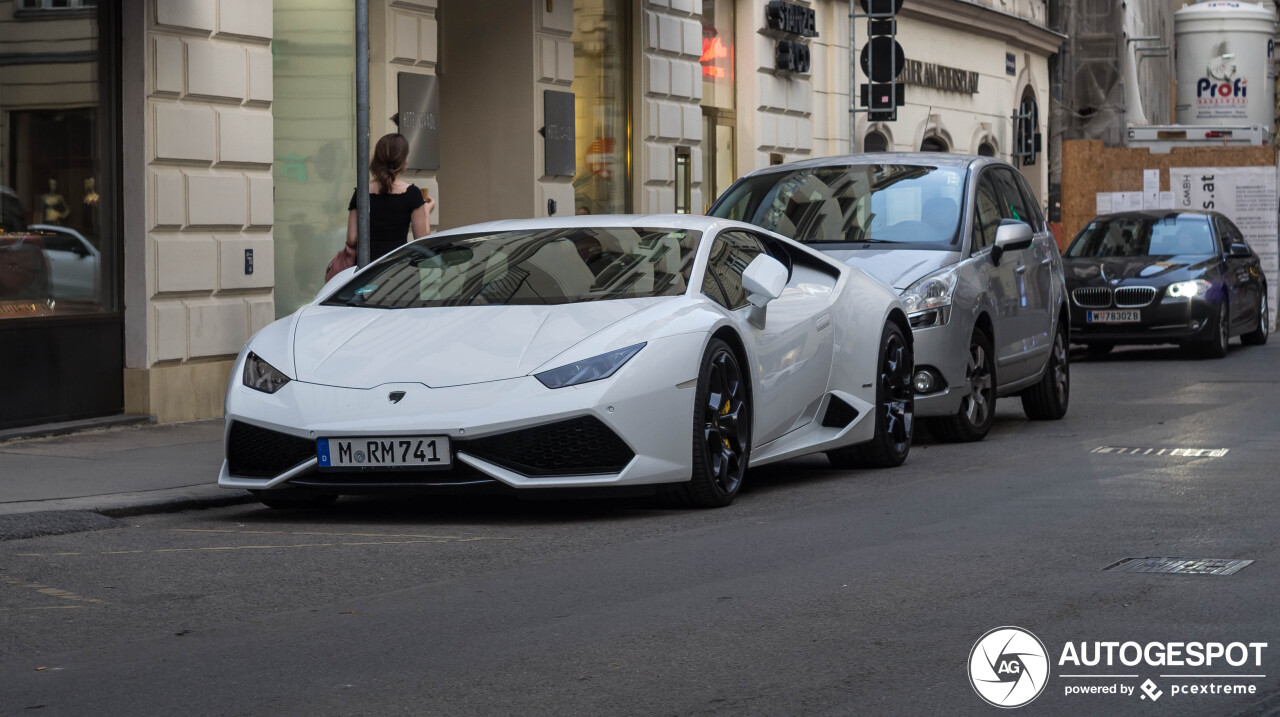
(0, 419, 249, 520)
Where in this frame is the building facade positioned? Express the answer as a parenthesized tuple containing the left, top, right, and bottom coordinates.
(0, 0, 1060, 429)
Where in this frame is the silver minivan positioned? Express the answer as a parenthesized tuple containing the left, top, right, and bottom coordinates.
(709, 153, 1069, 442)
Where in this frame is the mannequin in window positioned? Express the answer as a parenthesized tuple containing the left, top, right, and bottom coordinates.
(82, 177, 100, 234)
(40, 178, 69, 225)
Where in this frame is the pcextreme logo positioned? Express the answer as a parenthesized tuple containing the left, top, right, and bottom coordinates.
(968, 626, 1050, 708)
(968, 627, 1269, 708)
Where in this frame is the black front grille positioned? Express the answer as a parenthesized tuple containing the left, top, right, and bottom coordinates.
(463, 416, 634, 476)
(821, 395, 860, 428)
(226, 421, 317, 478)
(1115, 286, 1156, 307)
(1073, 287, 1111, 309)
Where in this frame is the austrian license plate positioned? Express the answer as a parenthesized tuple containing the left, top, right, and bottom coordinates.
(317, 436, 451, 469)
(1086, 310, 1141, 323)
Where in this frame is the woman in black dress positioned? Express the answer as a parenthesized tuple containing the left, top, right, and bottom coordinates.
(344, 133, 435, 260)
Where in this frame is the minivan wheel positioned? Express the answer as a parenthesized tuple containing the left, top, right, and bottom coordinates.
(926, 327, 995, 443)
(1021, 321, 1070, 420)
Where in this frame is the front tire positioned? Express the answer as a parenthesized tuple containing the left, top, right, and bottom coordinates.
(827, 321, 913, 468)
(1241, 292, 1269, 346)
(251, 490, 339, 510)
(1196, 302, 1230, 359)
(1021, 321, 1070, 420)
(926, 327, 996, 443)
(675, 339, 751, 508)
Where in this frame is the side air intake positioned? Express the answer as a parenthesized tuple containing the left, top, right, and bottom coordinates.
(820, 396, 859, 428)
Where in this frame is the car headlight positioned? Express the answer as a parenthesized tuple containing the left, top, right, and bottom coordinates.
(1167, 279, 1210, 298)
(535, 343, 646, 389)
(243, 352, 291, 394)
(901, 270, 959, 327)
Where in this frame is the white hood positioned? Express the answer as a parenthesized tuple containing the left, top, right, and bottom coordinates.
(819, 249, 960, 290)
(291, 298, 669, 388)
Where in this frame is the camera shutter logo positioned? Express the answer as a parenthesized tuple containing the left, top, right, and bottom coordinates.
(968, 626, 1049, 708)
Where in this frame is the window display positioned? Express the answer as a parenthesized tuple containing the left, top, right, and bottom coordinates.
(0, 8, 113, 318)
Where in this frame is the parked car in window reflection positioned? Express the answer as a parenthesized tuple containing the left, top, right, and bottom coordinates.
(30, 224, 100, 300)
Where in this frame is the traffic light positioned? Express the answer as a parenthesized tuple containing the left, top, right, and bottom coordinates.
(858, 0, 904, 122)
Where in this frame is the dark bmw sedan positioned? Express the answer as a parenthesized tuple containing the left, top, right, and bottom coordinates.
(1064, 211, 1269, 358)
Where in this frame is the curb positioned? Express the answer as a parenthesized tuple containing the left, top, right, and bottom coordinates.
(0, 486, 256, 521)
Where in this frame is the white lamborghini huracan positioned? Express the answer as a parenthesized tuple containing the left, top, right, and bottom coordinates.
(219, 215, 914, 508)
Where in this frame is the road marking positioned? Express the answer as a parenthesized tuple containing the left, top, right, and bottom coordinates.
(1091, 446, 1229, 458)
(1, 576, 106, 605)
(10, 535, 511, 558)
(170, 529, 516, 541)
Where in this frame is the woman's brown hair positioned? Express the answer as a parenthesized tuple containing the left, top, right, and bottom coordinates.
(370, 133, 409, 194)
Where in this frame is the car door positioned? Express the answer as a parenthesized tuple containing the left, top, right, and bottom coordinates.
(968, 168, 1035, 383)
(998, 168, 1055, 359)
(701, 230, 834, 446)
(1215, 215, 1258, 332)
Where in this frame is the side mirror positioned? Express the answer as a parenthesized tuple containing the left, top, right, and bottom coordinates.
(991, 219, 1032, 264)
(315, 266, 357, 302)
(1228, 244, 1251, 258)
(741, 254, 788, 308)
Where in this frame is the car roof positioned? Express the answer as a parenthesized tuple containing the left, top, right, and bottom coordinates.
(1090, 210, 1216, 221)
(430, 213, 745, 237)
(738, 152, 988, 178)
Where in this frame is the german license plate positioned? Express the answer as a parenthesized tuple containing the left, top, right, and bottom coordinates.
(1086, 310, 1140, 323)
(317, 436, 451, 469)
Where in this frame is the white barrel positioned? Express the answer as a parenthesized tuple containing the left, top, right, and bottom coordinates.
(1174, 1, 1277, 129)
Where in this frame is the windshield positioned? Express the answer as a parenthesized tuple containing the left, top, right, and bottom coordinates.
(323, 227, 700, 309)
(709, 164, 966, 248)
(1066, 215, 1215, 258)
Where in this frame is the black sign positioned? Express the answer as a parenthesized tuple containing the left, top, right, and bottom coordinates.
(765, 1, 817, 37)
(542, 90, 575, 178)
(397, 73, 440, 171)
(1006, 52, 1016, 76)
(900, 60, 979, 94)
(860, 36, 904, 82)
(776, 41, 811, 73)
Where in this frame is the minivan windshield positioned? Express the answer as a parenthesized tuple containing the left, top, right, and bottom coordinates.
(709, 164, 966, 248)
(1066, 214, 1215, 258)
(323, 227, 700, 309)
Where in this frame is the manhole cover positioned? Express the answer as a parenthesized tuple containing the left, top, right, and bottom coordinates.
(1102, 557, 1253, 575)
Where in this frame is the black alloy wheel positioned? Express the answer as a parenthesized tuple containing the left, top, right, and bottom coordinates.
(927, 326, 996, 443)
(678, 338, 751, 508)
(1198, 302, 1230, 359)
(1242, 291, 1269, 346)
(251, 489, 339, 510)
(1021, 320, 1070, 420)
(828, 321, 913, 468)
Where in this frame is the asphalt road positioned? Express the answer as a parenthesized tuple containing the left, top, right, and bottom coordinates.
(2, 341, 1279, 716)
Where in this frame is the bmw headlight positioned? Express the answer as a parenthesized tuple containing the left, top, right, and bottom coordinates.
(901, 270, 959, 328)
(535, 343, 646, 389)
(1167, 279, 1210, 299)
(243, 352, 291, 394)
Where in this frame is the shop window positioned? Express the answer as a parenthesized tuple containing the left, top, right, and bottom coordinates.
(0, 6, 115, 318)
(573, 0, 631, 215)
(864, 131, 889, 152)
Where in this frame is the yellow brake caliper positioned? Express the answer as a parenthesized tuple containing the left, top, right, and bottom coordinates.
(721, 399, 732, 449)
